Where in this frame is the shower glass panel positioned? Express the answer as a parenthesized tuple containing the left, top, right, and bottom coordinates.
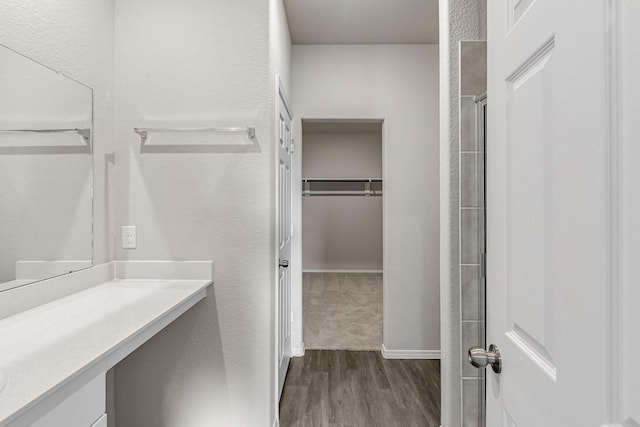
(476, 95, 487, 427)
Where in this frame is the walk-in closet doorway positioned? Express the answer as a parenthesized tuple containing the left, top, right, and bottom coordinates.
(299, 119, 384, 351)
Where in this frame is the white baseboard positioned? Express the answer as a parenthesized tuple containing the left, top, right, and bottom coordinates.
(291, 344, 305, 357)
(302, 269, 383, 273)
(381, 344, 441, 359)
(273, 416, 279, 427)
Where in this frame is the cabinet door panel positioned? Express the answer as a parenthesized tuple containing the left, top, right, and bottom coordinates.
(27, 374, 105, 427)
(90, 413, 107, 427)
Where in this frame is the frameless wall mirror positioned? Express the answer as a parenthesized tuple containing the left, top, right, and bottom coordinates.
(0, 44, 93, 292)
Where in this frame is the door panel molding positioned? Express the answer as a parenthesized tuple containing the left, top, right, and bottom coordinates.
(605, 0, 623, 421)
(276, 76, 293, 400)
(609, 1, 640, 425)
(487, 0, 614, 425)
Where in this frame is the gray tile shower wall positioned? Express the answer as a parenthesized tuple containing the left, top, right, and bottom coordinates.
(459, 39, 486, 425)
(460, 209, 479, 264)
(462, 377, 485, 427)
(459, 35, 487, 427)
(460, 153, 479, 207)
(460, 41, 488, 97)
(461, 321, 484, 378)
(459, 95, 486, 426)
(461, 265, 480, 321)
(460, 96, 478, 151)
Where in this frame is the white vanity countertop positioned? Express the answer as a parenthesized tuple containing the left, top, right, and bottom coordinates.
(0, 269, 211, 425)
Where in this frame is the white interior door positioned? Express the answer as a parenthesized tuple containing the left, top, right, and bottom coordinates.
(277, 81, 293, 399)
(484, 1, 634, 425)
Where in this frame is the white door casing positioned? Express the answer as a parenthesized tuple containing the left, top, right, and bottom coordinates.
(277, 80, 293, 400)
(614, 1, 640, 425)
(484, 1, 640, 426)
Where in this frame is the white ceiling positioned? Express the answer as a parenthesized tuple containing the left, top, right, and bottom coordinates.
(283, 0, 439, 45)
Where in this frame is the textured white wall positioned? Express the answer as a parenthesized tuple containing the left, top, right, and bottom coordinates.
(291, 45, 440, 353)
(0, 0, 116, 267)
(302, 131, 382, 271)
(111, 1, 288, 426)
(301, 132, 382, 178)
(271, 0, 292, 93)
(439, 1, 485, 426)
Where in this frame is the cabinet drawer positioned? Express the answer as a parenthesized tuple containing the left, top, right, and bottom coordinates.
(28, 374, 105, 427)
(90, 413, 107, 427)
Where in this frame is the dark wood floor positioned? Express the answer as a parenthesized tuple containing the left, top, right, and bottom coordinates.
(279, 350, 441, 427)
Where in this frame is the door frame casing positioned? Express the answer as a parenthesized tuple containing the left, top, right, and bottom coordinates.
(604, 1, 640, 424)
(290, 117, 387, 357)
(274, 74, 293, 414)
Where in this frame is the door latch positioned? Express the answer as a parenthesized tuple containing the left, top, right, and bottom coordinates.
(468, 344, 502, 373)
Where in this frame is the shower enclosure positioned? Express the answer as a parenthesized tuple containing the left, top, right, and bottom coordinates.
(459, 91, 487, 427)
(459, 39, 487, 427)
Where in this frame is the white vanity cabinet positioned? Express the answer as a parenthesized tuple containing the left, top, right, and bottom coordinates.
(26, 374, 106, 427)
(91, 414, 107, 427)
(0, 261, 212, 427)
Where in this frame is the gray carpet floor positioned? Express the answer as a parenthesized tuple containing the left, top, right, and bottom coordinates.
(303, 273, 382, 351)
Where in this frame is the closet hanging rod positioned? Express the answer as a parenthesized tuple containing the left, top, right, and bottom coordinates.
(302, 178, 382, 182)
(0, 128, 91, 143)
(134, 126, 256, 144)
(302, 178, 383, 197)
(304, 191, 383, 197)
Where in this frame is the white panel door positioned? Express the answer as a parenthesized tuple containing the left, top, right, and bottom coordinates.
(619, 2, 640, 425)
(485, 1, 626, 426)
(277, 81, 293, 399)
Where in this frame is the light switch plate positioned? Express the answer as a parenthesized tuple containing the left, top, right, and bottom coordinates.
(122, 226, 137, 249)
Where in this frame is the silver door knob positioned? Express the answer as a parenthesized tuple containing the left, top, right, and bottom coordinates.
(468, 344, 502, 373)
(279, 259, 289, 268)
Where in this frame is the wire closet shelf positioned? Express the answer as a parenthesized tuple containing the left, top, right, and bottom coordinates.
(302, 178, 383, 197)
